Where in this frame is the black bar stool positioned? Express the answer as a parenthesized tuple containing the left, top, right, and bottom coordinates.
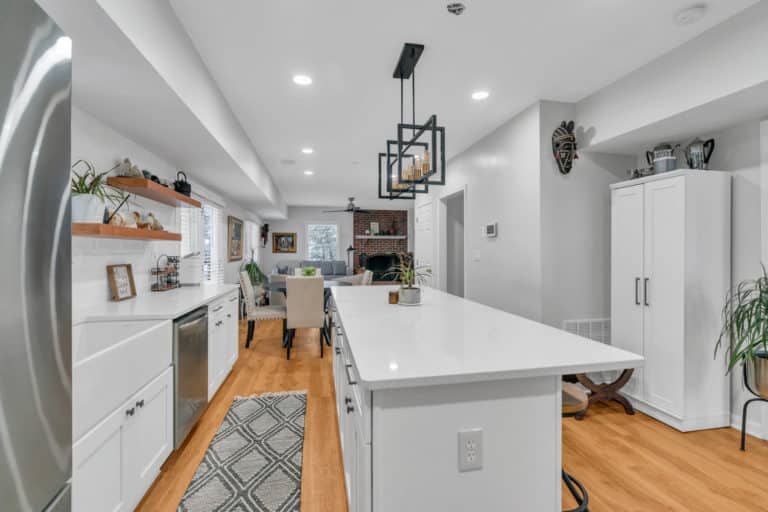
(562, 382, 590, 512)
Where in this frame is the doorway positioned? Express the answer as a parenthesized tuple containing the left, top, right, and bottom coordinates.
(441, 190, 465, 297)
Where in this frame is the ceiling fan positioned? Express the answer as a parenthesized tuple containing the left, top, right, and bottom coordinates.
(323, 197, 371, 214)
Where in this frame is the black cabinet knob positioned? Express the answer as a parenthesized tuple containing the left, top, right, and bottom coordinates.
(345, 396, 352, 405)
(346, 405, 355, 414)
(126, 407, 135, 416)
(136, 399, 145, 408)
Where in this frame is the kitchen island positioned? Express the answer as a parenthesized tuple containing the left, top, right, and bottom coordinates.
(330, 285, 643, 512)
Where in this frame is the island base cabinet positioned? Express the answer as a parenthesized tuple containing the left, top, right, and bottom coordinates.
(73, 368, 173, 512)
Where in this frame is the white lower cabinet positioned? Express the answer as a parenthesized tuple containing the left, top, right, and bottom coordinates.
(73, 367, 173, 512)
(208, 292, 239, 400)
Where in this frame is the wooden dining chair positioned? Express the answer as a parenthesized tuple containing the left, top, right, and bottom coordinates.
(285, 276, 325, 360)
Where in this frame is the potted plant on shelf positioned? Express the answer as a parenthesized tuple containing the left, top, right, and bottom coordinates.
(70, 159, 122, 223)
(715, 267, 768, 398)
(385, 252, 430, 305)
(242, 250, 266, 285)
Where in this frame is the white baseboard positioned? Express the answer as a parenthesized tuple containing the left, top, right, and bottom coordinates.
(629, 398, 730, 432)
(731, 412, 768, 440)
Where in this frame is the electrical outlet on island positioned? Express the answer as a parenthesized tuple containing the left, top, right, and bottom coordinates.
(458, 428, 483, 472)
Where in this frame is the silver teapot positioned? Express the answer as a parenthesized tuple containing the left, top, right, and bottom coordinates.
(684, 138, 715, 170)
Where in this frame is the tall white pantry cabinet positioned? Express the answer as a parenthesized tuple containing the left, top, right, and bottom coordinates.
(610, 170, 731, 431)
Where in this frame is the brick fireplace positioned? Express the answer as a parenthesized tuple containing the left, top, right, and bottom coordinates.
(353, 210, 409, 280)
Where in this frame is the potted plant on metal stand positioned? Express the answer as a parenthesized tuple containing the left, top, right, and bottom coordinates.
(385, 252, 430, 306)
(715, 267, 768, 450)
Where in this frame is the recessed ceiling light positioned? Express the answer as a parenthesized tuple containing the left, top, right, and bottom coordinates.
(301, 147, 314, 154)
(471, 90, 490, 101)
(674, 4, 707, 26)
(293, 74, 313, 86)
(303, 170, 314, 176)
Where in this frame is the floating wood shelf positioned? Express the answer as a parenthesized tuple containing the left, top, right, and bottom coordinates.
(106, 177, 201, 208)
(72, 224, 182, 241)
(355, 235, 407, 240)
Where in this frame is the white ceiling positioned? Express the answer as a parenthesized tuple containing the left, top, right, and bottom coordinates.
(170, 0, 757, 209)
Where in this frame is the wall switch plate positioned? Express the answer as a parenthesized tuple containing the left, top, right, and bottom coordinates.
(472, 250, 480, 262)
(458, 428, 483, 472)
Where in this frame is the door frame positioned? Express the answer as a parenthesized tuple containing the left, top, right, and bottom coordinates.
(436, 185, 468, 294)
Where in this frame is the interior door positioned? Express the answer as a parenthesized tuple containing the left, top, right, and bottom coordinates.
(611, 185, 645, 399)
(643, 177, 685, 418)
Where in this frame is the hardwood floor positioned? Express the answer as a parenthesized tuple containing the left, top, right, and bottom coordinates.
(138, 319, 768, 511)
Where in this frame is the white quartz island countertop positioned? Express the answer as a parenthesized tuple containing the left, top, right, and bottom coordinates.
(78, 283, 239, 322)
(332, 286, 643, 389)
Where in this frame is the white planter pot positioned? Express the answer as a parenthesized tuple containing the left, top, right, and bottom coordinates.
(399, 286, 421, 305)
(71, 194, 105, 223)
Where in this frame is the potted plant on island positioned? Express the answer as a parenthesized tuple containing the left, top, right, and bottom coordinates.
(385, 252, 431, 305)
(70, 159, 122, 223)
(715, 267, 768, 398)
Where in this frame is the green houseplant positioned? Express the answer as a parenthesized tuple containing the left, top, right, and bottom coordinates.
(715, 267, 768, 397)
(301, 266, 317, 277)
(71, 159, 122, 223)
(242, 250, 266, 285)
(384, 253, 431, 305)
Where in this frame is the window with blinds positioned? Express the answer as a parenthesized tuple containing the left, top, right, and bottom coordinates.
(179, 206, 202, 258)
(306, 223, 339, 260)
(202, 204, 225, 284)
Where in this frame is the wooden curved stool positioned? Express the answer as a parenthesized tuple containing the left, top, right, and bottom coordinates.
(562, 382, 590, 512)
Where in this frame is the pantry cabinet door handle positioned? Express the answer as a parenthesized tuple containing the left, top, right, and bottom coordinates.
(634, 278, 641, 305)
(344, 364, 358, 386)
(644, 278, 650, 306)
(212, 306, 223, 312)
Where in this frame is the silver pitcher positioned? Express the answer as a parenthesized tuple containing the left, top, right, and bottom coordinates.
(746, 355, 768, 399)
(684, 137, 715, 170)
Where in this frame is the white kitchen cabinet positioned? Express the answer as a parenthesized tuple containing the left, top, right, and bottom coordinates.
(208, 292, 240, 400)
(73, 368, 173, 512)
(610, 170, 731, 431)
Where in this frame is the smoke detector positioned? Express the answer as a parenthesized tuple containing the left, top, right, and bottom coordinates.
(674, 4, 707, 26)
(447, 2, 466, 16)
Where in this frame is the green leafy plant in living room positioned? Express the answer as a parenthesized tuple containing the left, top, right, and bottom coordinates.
(301, 266, 317, 277)
(715, 267, 768, 399)
(242, 250, 266, 285)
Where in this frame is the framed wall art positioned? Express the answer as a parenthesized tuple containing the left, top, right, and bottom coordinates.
(272, 232, 297, 253)
(228, 215, 244, 261)
(107, 264, 137, 301)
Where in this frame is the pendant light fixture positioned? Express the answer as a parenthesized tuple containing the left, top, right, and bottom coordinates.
(379, 43, 446, 200)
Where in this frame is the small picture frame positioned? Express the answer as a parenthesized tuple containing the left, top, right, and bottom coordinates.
(370, 222, 380, 235)
(272, 232, 297, 253)
(107, 264, 137, 301)
(228, 215, 244, 261)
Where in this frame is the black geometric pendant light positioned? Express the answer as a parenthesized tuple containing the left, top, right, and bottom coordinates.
(379, 43, 446, 200)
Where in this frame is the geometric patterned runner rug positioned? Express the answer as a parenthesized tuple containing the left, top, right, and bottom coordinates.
(178, 391, 307, 512)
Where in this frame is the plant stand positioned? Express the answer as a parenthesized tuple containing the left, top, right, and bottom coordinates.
(741, 364, 768, 451)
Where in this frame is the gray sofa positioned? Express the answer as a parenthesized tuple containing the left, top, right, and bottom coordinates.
(270, 260, 349, 279)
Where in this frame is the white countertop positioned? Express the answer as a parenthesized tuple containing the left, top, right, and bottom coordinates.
(332, 286, 643, 389)
(78, 283, 239, 322)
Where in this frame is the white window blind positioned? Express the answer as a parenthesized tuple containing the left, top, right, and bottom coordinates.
(179, 206, 202, 258)
(202, 204, 225, 284)
(306, 223, 339, 260)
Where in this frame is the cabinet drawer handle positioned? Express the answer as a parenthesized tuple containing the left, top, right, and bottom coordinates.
(344, 364, 358, 386)
(644, 278, 650, 306)
(212, 305, 223, 312)
(228, 296, 238, 302)
(634, 278, 641, 305)
(136, 399, 145, 409)
(126, 407, 135, 416)
(227, 314, 232, 318)
(346, 405, 355, 414)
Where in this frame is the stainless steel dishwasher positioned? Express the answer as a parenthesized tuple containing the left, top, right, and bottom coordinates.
(173, 306, 208, 448)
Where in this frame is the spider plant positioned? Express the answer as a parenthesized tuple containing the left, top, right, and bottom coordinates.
(242, 250, 266, 285)
(384, 252, 431, 289)
(715, 266, 768, 373)
(70, 159, 123, 205)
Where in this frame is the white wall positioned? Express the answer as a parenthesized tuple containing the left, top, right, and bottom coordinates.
(539, 101, 634, 328)
(418, 103, 543, 319)
(71, 107, 180, 321)
(260, 207, 354, 273)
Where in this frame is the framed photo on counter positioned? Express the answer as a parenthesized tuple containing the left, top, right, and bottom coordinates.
(107, 264, 137, 301)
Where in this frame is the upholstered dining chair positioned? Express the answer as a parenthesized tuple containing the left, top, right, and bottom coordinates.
(362, 269, 374, 285)
(239, 271, 286, 348)
(336, 272, 365, 285)
(285, 276, 325, 360)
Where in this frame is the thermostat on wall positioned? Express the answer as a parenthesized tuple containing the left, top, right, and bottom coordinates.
(483, 222, 498, 238)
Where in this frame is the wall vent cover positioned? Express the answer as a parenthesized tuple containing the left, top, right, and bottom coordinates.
(562, 318, 610, 345)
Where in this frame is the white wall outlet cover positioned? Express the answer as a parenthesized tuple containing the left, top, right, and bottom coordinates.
(458, 428, 483, 472)
(472, 250, 480, 262)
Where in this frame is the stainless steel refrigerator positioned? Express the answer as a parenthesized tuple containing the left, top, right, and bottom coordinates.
(0, 1, 73, 511)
